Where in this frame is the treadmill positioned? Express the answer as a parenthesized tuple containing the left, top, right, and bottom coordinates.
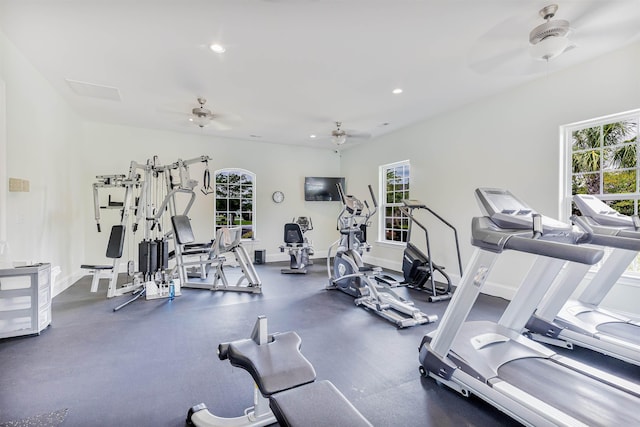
(526, 194, 640, 366)
(418, 188, 640, 427)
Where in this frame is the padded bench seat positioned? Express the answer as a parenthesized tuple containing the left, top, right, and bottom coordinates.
(226, 331, 316, 395)
(223, 329, 372, 427)
(80, 264, 112, 270)
(80, 264, 115, 293)
(269, 379, 373, 427)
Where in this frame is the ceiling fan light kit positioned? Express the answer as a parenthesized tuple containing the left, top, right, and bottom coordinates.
(190, 97, 213, 128)
(529, 35, 570, 61)
(189, 114, 211, 128)
(331, 121, 348, 145)
(332, 133, 347, 146)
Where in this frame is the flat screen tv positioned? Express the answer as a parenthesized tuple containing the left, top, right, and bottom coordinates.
(304, 177, 345, 201)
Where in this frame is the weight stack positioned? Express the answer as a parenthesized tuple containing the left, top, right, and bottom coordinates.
(139, 240, 158, 275)
(155, 238, 169, 270)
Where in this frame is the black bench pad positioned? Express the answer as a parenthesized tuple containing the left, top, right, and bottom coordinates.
(80, 264, 112, 270)
(227, 331, 316, 396)
(269, 380, 373, 427)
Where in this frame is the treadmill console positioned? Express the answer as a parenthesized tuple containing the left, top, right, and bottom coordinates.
(475, 188, 569, 233)
(573, 194, 634, 228)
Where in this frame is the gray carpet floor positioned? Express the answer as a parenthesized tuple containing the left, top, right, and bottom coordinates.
(1, 260, 638, 426)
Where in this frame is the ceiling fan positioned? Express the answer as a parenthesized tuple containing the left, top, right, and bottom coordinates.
(157, 97, 239, 131)
(468, 2, 640, 75)
(528, 4, 573, 61)
(329, 122, 371, 146)
(189, 97, 219, 128)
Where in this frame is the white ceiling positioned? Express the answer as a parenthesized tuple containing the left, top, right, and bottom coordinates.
(1, 0, 639, 149)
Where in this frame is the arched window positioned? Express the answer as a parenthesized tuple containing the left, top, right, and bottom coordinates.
(215, 168, 255, 239)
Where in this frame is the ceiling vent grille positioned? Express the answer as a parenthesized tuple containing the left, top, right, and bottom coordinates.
(65, 79, 121, 101)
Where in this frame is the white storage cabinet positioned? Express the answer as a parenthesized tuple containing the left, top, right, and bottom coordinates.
(0, 263, 52, 339)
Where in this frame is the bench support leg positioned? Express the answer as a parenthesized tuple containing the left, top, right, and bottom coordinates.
(187, 391, 275, 427)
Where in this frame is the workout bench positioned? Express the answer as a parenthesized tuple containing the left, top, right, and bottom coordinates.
(187, 316, 372, 427)
(81, 225, 141, 298)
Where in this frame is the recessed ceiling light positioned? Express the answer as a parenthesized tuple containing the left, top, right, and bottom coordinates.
(392, 88, 403, 94)
(310, 134, 317, 138)
(209, 43, 226, 53)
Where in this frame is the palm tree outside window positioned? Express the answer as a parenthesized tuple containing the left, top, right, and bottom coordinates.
(564, 109, 640, 272)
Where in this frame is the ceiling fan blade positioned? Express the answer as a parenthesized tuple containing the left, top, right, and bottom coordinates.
(156, 101, 192, 116)
(565, 1, 640, 47)
(468, 46, 527, 75)
(346, 130, 372, 139)
(467, 9, 536, 76)
(209, 120, 232, 131)
(568, 1, 640, 28)
(572, 17, 640, 44)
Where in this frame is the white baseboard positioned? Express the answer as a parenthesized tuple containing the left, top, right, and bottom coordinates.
(52, 270, 85, 298)
(58, 252, 518, 302)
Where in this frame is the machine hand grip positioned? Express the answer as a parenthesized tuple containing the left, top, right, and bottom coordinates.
(336, 182, 346, 204)
(368, 185, 377, 208)
(504, 235, 603, 265)
(218, 343, 230, 360)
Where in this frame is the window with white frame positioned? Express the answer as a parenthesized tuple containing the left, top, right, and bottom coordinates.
(562, 109, 640, 271)
(214, 169, 255, 239)
(379, 160, 410, 243)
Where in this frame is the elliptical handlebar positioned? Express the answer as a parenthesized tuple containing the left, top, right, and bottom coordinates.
(336, 182, 347, 205)
(368, 184, 378, 209)
(335, 183, 348, 231)
(335, 183, 377, 229)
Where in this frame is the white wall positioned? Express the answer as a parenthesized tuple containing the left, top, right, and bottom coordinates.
(0, 28, 85, 294)
(0, 76, 6, 255)
(80, 122, 343, 272)
(341, 41, 640, 309)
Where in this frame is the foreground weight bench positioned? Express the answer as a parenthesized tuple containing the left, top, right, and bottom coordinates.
(187, 316, 372, 427)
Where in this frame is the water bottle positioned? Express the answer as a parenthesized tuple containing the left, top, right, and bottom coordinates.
(169, 280, 175, 301)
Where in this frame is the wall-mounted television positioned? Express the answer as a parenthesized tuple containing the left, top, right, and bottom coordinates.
(304, 177, 345, 201)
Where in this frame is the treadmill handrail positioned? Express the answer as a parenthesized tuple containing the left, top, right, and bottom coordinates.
(471, 217, 603, 265)
(504, 235, 603, 265)
(572, 215, 640, 250)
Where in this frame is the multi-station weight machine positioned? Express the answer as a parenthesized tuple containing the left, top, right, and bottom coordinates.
(83, 154, 262, 310)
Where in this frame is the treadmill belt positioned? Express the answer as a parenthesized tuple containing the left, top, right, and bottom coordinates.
(597, 322, 640, 346)
(498, 357, 640, 426)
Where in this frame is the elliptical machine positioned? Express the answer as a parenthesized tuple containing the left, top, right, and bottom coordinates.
(279, 216, 314, 274)
(326, 183, 437, 328)
(399, 199, 463, 302)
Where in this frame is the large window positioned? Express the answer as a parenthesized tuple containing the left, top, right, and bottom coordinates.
(565, 110, 640, 216)
(563, 109, 640, 272)
(214, 169, 255, 239)
(379, 160, 410, 243)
